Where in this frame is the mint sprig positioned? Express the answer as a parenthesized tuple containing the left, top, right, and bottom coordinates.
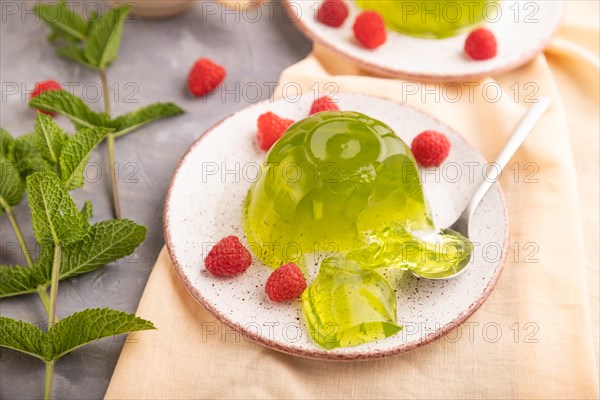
(0, 170, 152, 398)
(33, 2, 184, 219)
(34, 3, 131, 71)
(0, 3, 183, 398)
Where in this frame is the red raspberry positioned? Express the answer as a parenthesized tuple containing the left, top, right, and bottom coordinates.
(464, 28, 497, 60)
(353, 11, 387, 49)
(309, 96, 340, 115)
(265, 263, 307, 302)
(256, 112, 294, 151)
(188, 57, 226, 96)
(411, 130, 451, 167)
(317, 0, 349, 28)
(30, 79, 62, 115)
(204, 236, 252, 277)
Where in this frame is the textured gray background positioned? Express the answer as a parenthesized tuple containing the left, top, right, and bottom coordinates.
(0, 1, 311, 398)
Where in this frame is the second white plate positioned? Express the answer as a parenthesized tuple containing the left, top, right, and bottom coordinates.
(285, 0, 563, 80)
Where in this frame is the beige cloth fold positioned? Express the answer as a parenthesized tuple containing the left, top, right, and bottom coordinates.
(105, 2, 599, 399)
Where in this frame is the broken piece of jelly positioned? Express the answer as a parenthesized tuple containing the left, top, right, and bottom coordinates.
(301, 257, 402, 350)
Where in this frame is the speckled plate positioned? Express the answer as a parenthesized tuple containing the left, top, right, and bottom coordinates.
(283, 0, 563, 80)
(164, 93, 509, 360)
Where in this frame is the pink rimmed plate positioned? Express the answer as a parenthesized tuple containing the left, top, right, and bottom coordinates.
(163, 93, 508, 360)
(283, 0, 563, 81)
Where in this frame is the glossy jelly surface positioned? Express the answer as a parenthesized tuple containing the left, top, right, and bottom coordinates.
(243, 111, 472, 349)
(356, 0, 491, 39)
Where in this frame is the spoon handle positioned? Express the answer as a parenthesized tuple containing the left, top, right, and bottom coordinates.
(467, 97, 551, 218)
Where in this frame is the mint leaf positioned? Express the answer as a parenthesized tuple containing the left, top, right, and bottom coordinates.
(0, 158, 25, 214)
(26, 172, 89, 245)
(2, 220, 145, 297)
(80, 200, 93, 221)
(0, 317, 45, 360)
(34, 1, 88, 43)
(0, 266, 40, 298)
(34, 113, 68, 165)
(13, 133, 54, 178)
(0, 128, 15, 158)
(32, 244, 55, 284)
(1, 310, 154, 362)
(44, 308, 155, 361)
(112, 103, 185, 138)
(60, 219, 146, 279)
(56, 46, 97, 69)
(29, 90, 108, 129)
(84, 5, 131, 70)
(59, 127, 107, 190)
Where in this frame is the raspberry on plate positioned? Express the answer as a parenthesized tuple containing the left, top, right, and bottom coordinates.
(353, 10, 387, 49)
(309, 96, 340, 115)
(30, 79, 62, 115)
(256, 112, 294, 151)
(204, 236, 252, 277)
(265, 263, 307, 302)
(317, 0, 349, 28)
(411, 130, 451, 167)
(464, 28, 497, 60)
(188, 57, 226, 97)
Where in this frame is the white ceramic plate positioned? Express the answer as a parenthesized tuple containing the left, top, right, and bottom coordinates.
(284, 0, 563, 80)
(164, 93, 509, 360)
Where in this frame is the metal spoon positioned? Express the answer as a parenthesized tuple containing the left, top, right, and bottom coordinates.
(414, 97, 551, 280)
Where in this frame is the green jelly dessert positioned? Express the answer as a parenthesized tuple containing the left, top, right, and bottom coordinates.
(244, 111, 432, 268)
(243, 111, 472, 349)
(356, 0, 491, 39)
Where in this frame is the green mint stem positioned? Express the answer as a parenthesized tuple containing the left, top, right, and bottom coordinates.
(37, 286, 51, 315)
(48, 244, 62, 327)
(44, 244, 62, 400)
(44, 361, 55, 400)
(2, 200, 51, 315)
(99, 68, 121, 218)
(99, 69, 111, 116)
(3, 204, 51, 314)
(1, 202, 35, 268)
(106, 133, 121, 219)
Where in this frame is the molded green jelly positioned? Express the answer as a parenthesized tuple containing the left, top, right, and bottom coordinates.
(356, 0, 490, 39)
(243, 111, 472, 349)
(244, 111, 432, 268)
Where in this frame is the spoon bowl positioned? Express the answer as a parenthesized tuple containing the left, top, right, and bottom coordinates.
(412, 97, 551, 280)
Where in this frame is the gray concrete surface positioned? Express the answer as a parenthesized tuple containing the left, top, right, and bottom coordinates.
(0, 1, 311, 398)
